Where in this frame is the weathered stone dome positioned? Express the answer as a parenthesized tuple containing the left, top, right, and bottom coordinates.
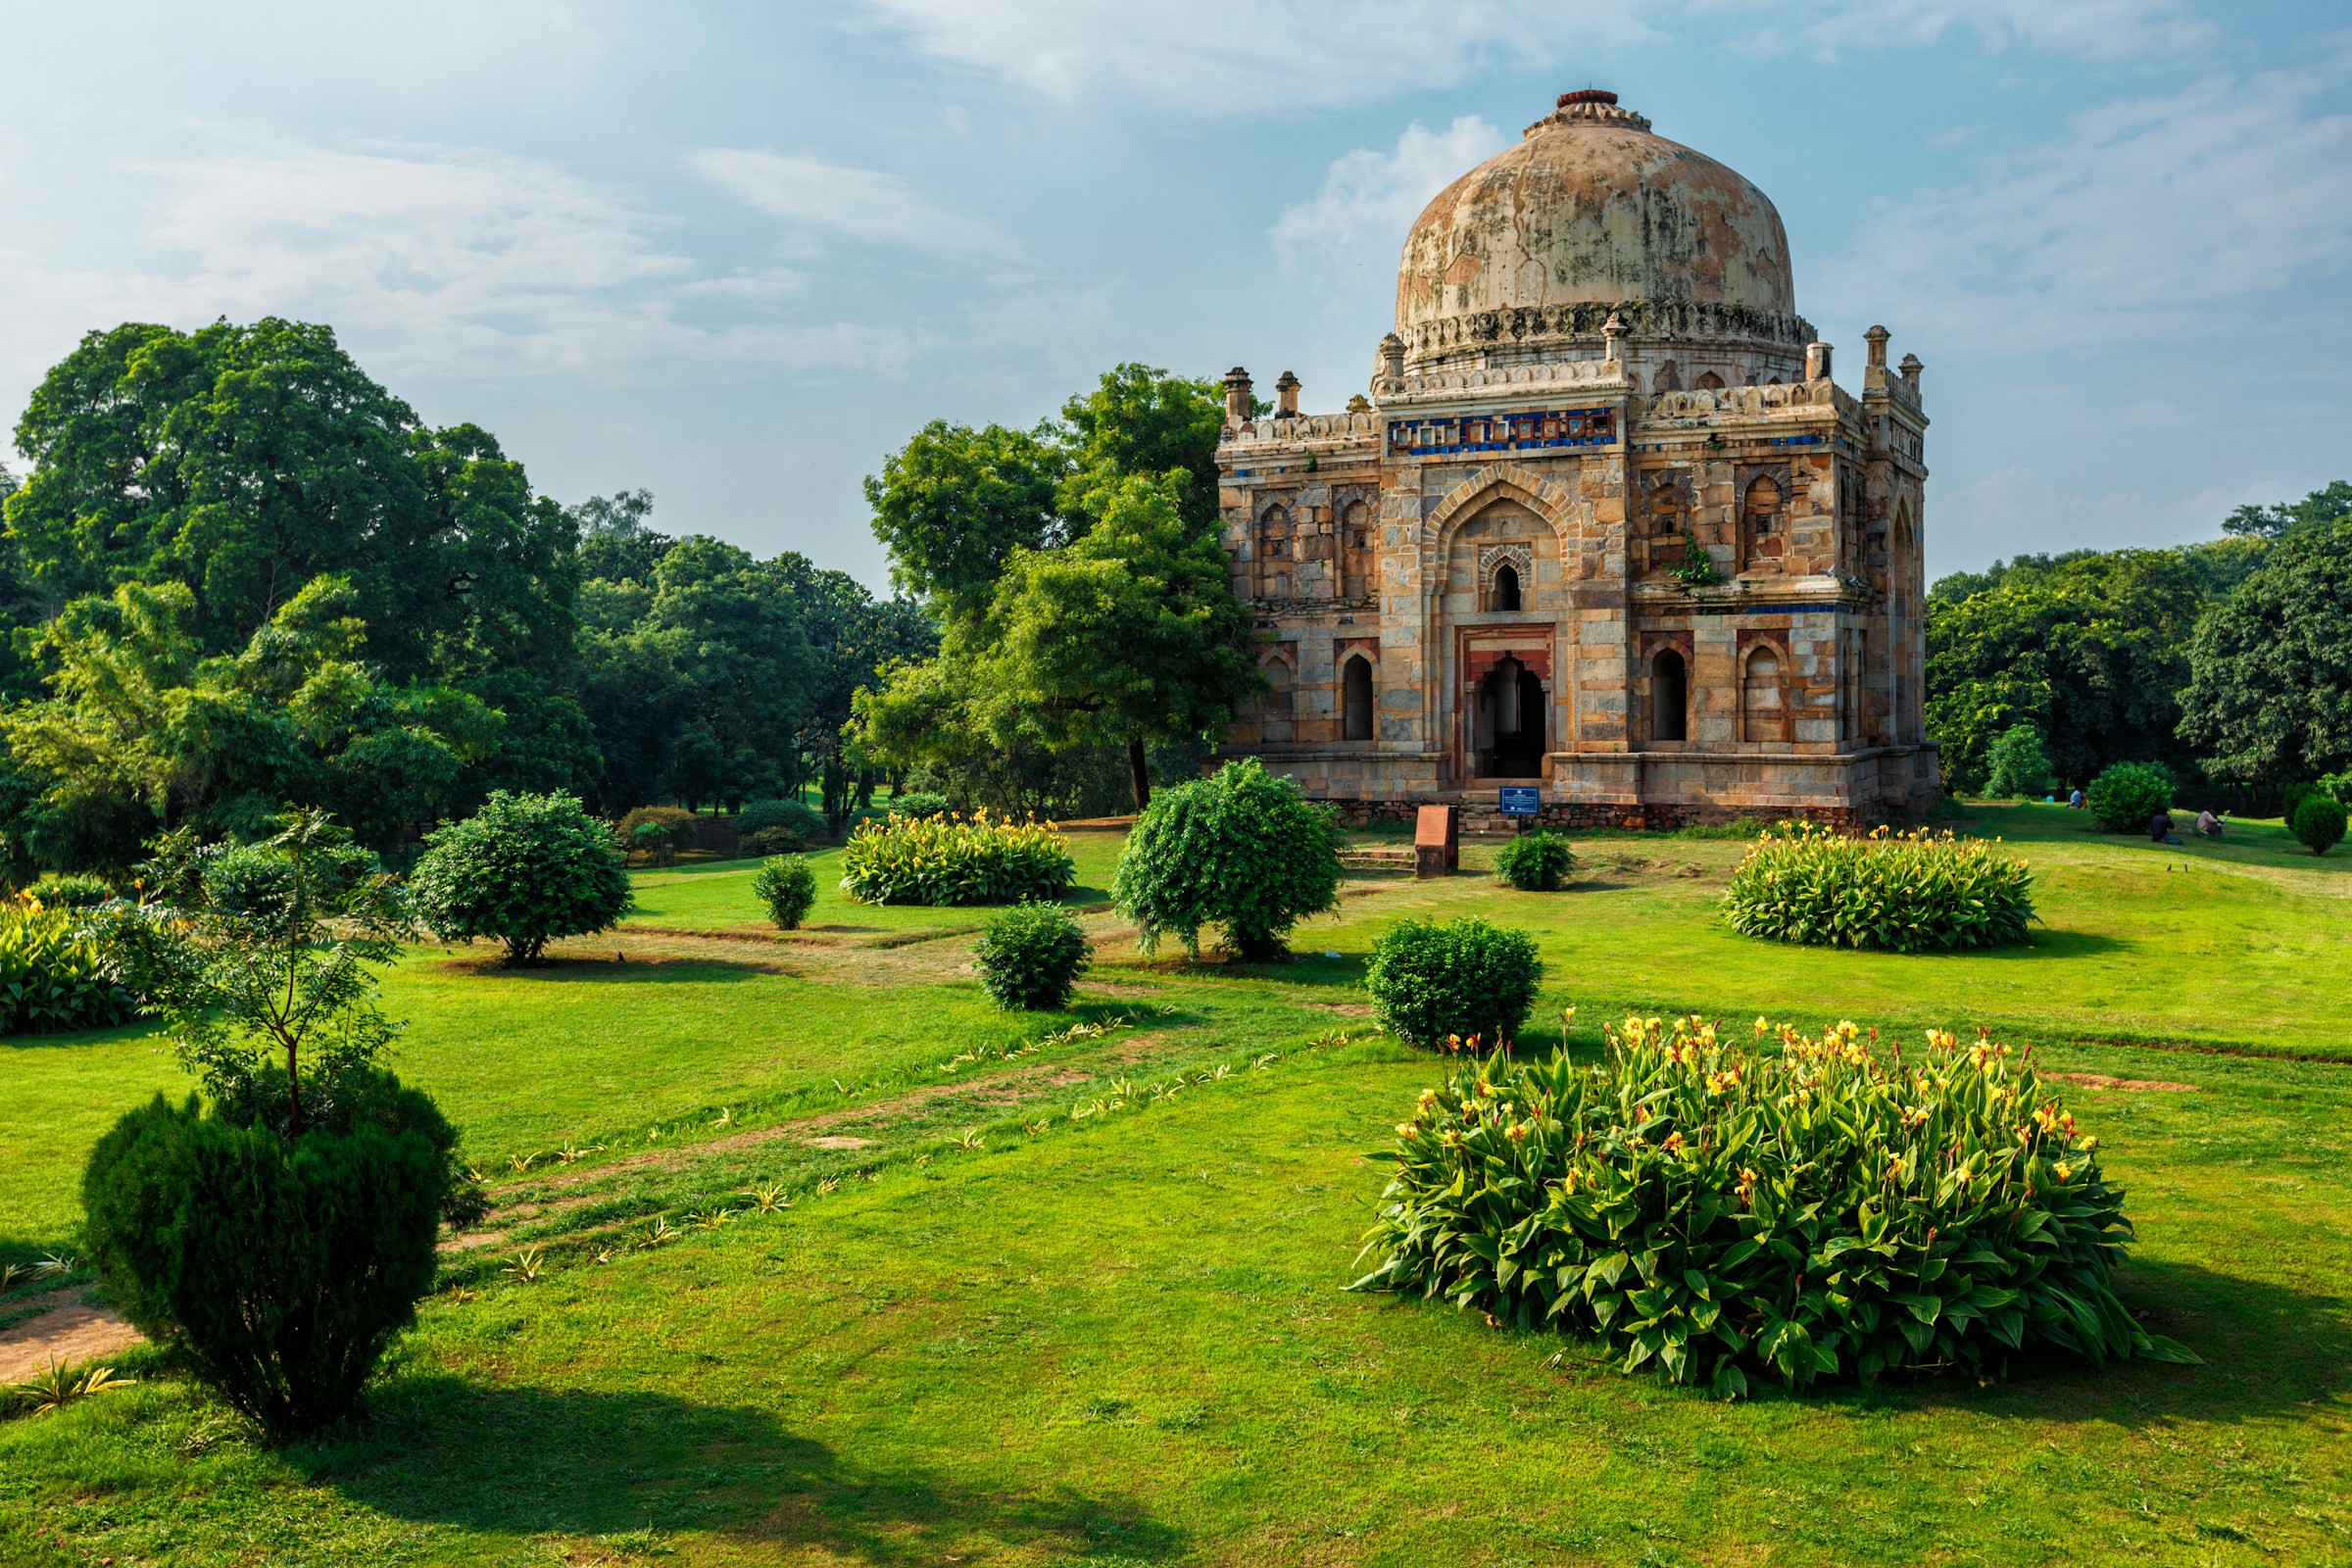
(1395, 92, 1803, 370)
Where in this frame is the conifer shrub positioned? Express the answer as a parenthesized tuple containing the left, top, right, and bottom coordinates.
(411, 792, 634, 963)
(1364, 916, 1544, 1050)
(752, 855, 817, 928)
(1493, 831, 1577, 892)
(1111, 758, 1344, 960)
(0, 902, 139, 1034)
(81, 1067, 453, 1440)
(973, 900, 1093, 1010)
(2290, 792, 2347, 857)
(1722, 821, 2034, 954)
(1351, 1015, 2198, 1396)
(2084, 761, 2174, 833)
(838, 810, 1074, 906)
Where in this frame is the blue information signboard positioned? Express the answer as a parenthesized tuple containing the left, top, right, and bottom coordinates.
(1497, 787, 1542, 816)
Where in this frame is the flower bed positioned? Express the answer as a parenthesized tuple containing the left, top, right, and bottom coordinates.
(1351, 1015, 2194, 1396)
(838, 810, 1075, 906)
(1721, 821, 2033, 954)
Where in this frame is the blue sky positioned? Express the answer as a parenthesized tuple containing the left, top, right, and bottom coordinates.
(3, 1, 2346, 589)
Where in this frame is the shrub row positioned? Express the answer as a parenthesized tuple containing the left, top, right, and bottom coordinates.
(839, 810, 1075, 906)
(1721, 821, 2034, 954)
(1350, 1016, 2196, 1395)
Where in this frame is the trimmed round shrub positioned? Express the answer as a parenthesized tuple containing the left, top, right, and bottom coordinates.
(29, 872, 117, 910)
(81, 1066, 455, 1439)
(0, 902, 139, 1034)
(411, 791, 634, 963)
(885, 791, 952, 819)
(740, 824, 807, 858)
(1364, 915, 1543, 1050)
(2084, 761, 2174, 833)
(1722, 821, 2034, 954)
(2291, 792, 2347, 857)
(616, 806, 699, 861)
(1110, 758, 1344, 961)
(1351, 1016, 2197, 1396)
(839, 810, 1074, 906)
(752, 854, 817, 929)
(1493, 831, 1577, 892)
(973, 900, 1093, 1010)
(736, 798, 825, 848)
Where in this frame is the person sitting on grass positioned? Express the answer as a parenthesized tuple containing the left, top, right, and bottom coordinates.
(2068, 786, 2085, 810)
(2195, 808, 2224, 838)
(2150, 808, 2182, 846)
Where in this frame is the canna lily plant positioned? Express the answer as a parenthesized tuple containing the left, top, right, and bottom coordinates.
(1351, 1013, 2195, 1397)
(838, 808, 1075, 906)
(1721, 820, 2034, 954)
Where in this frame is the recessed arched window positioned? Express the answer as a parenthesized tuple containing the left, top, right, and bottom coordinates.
(1650, 648, 1688, 743)
(1342, 654, 1375, 742)
(1741, 645, 1788, 744)
(1490, 562, 1522, 612)
(1695, 370, 1725, 390)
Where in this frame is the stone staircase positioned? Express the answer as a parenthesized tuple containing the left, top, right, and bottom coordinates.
(1339, 845, 1417, 872)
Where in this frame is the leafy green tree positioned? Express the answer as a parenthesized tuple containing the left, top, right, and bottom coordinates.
(8, 320, 578, 689)
(409, 791, 632, 963)
(2290, 792, 2347, 857)
(2180, 521, 2352, 783)
(1, 576, 498, 868)
(1926, 549, 2208, 791)
(1057, 363, 1226, 532)
(2223, 480, 2352, 539)
(112, 810, 411, 1133)
(975, 476, 1259, 808)
(1983, 724, 2054, 799)
(865, 420, 1070, 622)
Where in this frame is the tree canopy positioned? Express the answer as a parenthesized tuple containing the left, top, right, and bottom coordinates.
(1926, 549, 2210, 792)
(2179, 522, 2352, 783)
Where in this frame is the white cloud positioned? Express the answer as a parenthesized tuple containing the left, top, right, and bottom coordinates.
(686, 148, 1022, 261)
(856, 0, 1652, 113)
(0, 138, 930, 398)
(1819, 52, 2352, 349)
(1706, 0, 2215, 61)
(858, 0, 2208, 114)
(1272, 116, 1507, 272)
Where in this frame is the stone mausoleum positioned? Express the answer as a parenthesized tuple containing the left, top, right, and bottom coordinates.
(1215, 90, 1939, 827)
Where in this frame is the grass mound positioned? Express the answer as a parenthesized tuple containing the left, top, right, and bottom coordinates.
(839, 810, 1075, 906)
(1351, 1015, 2196, 1396)
(1721, 821, 2034, 954)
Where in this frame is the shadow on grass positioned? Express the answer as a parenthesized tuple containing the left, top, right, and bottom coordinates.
(435, 955, 775, 983)
(306, 1376, 1183, 1563)
(1750, 1258, 2352, 1428)
(0, 1017, 161, 1052)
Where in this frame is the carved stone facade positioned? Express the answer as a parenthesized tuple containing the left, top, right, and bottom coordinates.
(1216, 91, 1938, 826)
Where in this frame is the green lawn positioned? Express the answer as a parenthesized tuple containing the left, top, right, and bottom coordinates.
(3, 808, 2350, 1565)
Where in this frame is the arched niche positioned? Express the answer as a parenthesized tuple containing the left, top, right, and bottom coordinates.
(1341, 654, 1375, 742)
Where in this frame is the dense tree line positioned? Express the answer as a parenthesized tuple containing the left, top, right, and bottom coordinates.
(1927, 481, 2352, 795)
(0, 318, 933, 875)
